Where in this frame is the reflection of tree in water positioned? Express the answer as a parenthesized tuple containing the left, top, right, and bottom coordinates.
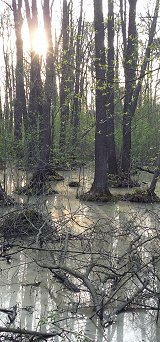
(126, 311, 160, 341)
(116, 313, 124, 342)
(0, 257, 20, 326)
(1, 177, 160, 340)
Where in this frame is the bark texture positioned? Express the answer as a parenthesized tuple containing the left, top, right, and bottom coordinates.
(106, 0, 117, 175)
(40, 0, 55, 165)
(59, 0, 70, 153)
(12, 0, 27, 142)
(90, 0, 111, 197)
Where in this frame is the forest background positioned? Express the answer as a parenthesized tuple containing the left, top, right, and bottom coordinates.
(0, 0, 160, 193)
(0, 1, 160, 339)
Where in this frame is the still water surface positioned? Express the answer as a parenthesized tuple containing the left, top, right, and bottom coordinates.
(0, 165, 160, 341)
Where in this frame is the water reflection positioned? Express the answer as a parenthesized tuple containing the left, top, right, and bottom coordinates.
(0, 166, 160, 340)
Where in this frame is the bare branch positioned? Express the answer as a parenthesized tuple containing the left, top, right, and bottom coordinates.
(0, 326, 62, 338)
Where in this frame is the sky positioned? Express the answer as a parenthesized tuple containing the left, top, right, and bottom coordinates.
(0, 0, 158, 58)
(0, 0, 159, 88)
(0, 0, 154, 21)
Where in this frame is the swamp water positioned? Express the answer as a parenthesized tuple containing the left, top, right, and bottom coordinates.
(0, 166, 160, 341)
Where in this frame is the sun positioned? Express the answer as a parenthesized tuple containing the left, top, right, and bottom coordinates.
(32, 28, 47, 56)
(22, 23, 47, 57)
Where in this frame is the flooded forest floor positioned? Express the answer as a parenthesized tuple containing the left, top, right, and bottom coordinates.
(0, 164, 160, 341)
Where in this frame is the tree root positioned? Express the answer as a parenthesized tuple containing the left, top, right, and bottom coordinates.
(68, 181, 80, 187)
(0, 209, 55, 239)
(16, 183, 58, 196)
(16, 166, 63, 196)
(121, 189, 160, 203)
(108, 173, 140, 188)
(79, 191, 113, 202)
(79, 187, 160, 203)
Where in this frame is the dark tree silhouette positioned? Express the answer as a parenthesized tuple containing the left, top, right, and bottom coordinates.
(71, 0, 84, 146)
(59, 0, 70, 153)
(40, 0, 56, 166)
(121, 0, 138, 179)
(24, 0, 43, 166)
(106, 0, 117, 175)
(17, 0, 63, 195)
(121, 0, 160, 182)
(12, 0, 27, 142)
(81, 0, 112, 200)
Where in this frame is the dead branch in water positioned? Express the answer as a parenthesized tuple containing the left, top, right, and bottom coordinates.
(0, 326, 62, 338)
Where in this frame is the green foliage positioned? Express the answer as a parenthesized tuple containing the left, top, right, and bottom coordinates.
(79, 105, 95, 162)
(132, 103, 160, 164)
(0, 125, 15, 164)
(51, 97, 95, 168)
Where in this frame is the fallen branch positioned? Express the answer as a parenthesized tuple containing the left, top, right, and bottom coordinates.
(50, 269, 80, 293)
(0, 305, 17, 324)
(0, 326, 61, 338)
(137, 166, 154, 174)
(103, 281, 147, 327)
(36, 261, 102, 318)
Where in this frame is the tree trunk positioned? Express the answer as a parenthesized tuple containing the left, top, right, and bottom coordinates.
(0, 93, 2, 124)
(40, 0, 55, 166)
(71, 0, 84, 146)
(17, 0, 63, 193)
(4, 53, 10, 133)
(121, 0, 160, 178)
(121, 0, 137, 176)
(106, 0, 118, 175)
(90, 0, 111, 197)
(120, 0, 127, 58)
(59, 0, 70, 153)
(129, 0, 160, 116)
(148, 154, 160, 194)
(12, 0, 27, 143)
(24, 0, 43, 166)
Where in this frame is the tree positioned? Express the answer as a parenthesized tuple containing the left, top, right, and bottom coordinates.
(59, 0, 70, 153)
(106, 0, 118, 175)
(81, 0, 112, 200)
(16, 0, 63, 194)
(24, 0, 43, 166)
(12, 0, 27, 143)
(71, 0, 84, 146)
(3, 52, 13, 134)
(121, 0, 160, 181)
(40, 0, 56, 166)
(1, 9, 15, 136)
(148, 154, 160, 196)
(121, 0, 138, 179)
